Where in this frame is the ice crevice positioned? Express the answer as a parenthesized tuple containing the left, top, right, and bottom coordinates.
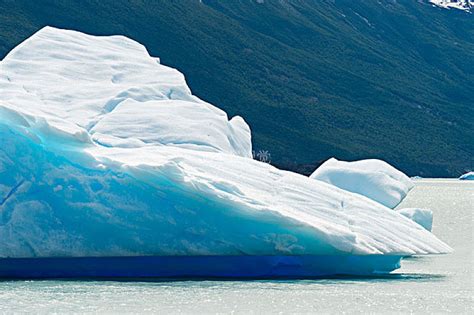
(0, 179, 25, 206)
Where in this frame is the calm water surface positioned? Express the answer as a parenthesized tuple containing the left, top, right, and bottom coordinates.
(0, 179, 472, 313)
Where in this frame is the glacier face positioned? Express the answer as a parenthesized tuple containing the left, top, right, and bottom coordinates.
(310, 158, 414, 209)
(0, 27, 451, 261)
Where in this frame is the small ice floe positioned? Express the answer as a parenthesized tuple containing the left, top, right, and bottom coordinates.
(396, 208, 433, 231)
(459, 171, 474, 180)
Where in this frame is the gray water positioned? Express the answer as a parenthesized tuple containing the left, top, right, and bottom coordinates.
(0, 179, 472, 314)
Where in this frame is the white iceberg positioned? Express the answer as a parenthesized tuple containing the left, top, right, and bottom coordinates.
(396, 208, 433, 232)
(459, 172, 474, 180)
(310, 158, 414, 209)
(0, 27, 451, 277)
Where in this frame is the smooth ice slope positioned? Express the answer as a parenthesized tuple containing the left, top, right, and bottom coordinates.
(459, 171, 474, 180)
(0, 28, 451, 262)
(310, 158, 414, 209)
(396, 208, 433, 231)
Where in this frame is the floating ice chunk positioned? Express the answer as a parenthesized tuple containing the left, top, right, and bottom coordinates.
(459, 172, 474, 180)
(310, 158, 414, 209)
(0, 27, 452, 277)
(396, 208, 433, 231)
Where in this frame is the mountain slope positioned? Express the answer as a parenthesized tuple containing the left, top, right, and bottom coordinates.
(0, 0, 472, 177)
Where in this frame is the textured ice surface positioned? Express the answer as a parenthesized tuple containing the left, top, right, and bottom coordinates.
(459, 172, 474, 180)
(310, 158, 414, 209)
(0, 26, 251, 157)
(396, 208, 433, 231)
(0, 27, 451, 261)
(1, 180, 469, 312)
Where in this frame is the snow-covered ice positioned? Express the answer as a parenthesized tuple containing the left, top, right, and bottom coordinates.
(0, 26, 251, 158)
(459, 171, 474, 180)
(0, 28, 451, 275)
(396, 208, 433, 231)
(310, 158, 414, 209)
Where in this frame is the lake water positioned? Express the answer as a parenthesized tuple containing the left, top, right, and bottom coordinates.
(0, 179, 472, 313)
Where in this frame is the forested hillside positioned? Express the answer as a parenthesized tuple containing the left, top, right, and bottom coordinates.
(1, 0, 472, 176)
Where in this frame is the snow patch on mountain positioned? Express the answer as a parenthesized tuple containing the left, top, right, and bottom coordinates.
(429, 0, 473, 11)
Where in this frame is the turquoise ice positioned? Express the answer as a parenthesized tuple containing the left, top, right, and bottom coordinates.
(0, 27, 451, 276)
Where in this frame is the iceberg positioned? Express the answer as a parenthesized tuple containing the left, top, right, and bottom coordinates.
(310, 158, 414, 209)
(459, 172, 474, 180)
(396, 208, 433, 232)
(0, 27, 451, 278)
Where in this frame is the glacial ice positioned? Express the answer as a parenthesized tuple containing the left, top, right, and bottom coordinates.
(396, 208, 433, 231)
(310, 158, 414, 209)
(459, 172, 474, 180)
(0, 26, 251, 158)
(0, 28, 451, 272)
